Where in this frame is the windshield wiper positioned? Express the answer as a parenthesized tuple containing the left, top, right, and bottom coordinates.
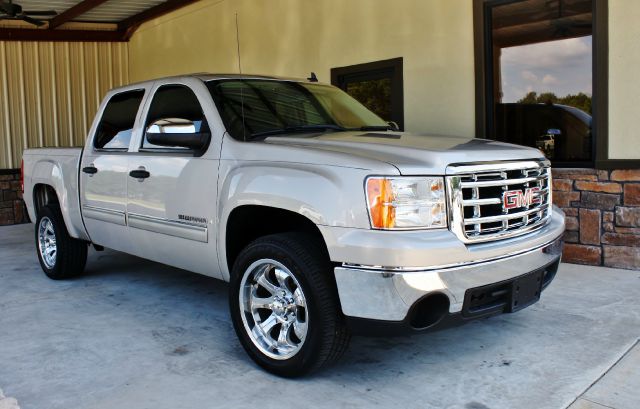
(250, 124, 347, 138)
(352, 125, 393, 131)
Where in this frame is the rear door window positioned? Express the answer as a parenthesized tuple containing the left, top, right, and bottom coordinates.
(94, 90, 145, 150)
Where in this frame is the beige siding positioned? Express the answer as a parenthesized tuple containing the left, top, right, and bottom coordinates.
(128, 0, 476, 140)
(608, 1, 640, 160)
(0, 41, 128, 169)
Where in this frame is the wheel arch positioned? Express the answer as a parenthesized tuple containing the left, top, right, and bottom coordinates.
(222, 205, 331, 280)
(32, 183, 60, 219)
(29, 159, 89, 241)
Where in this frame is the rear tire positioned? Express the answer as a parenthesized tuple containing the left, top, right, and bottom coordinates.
(229, 233, 350, 377)
(35, 205, 88, 280)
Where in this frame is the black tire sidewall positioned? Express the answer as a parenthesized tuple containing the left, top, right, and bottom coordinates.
(229, 236, 330, 377)
(35, 205, 86, 280)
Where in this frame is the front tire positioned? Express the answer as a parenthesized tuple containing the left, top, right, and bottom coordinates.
(229, 233, 350, 377)
(35, 205, 88, 280)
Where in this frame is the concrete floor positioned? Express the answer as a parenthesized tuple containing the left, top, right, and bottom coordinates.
(0, 223, 639, 409)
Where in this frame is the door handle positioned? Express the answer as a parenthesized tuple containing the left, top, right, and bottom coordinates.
(129, 168, 150, 179)
(82, 165, 98, 175)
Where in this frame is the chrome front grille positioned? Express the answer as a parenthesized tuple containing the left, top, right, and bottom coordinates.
(446, 161, 552, 243)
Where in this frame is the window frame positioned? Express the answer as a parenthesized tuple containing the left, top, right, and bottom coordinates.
(92, 88, 146, 153)
(473, 0, 627, 169)
(331, 57, 404, 131)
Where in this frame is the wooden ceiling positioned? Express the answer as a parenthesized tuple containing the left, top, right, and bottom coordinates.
(492, 0, 592, 48)
(0, 0, 200, 41)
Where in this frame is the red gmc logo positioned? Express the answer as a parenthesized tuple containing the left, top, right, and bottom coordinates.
(503, 187, 541, 210)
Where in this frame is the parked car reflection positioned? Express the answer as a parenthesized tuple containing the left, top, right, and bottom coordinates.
(495, 103, 592, 162)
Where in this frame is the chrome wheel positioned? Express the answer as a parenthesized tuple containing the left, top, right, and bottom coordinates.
(38, 216, 57, 269)
(239, 259, 309, 360)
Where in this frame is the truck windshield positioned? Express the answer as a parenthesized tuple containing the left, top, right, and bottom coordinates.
(206, 79, 390, 140)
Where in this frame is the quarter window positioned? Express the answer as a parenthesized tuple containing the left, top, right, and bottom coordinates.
(142, 85, 208, 150)
(94, 90, 144, 150)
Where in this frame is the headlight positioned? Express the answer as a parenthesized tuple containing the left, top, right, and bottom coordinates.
(365, 176, 447, 230)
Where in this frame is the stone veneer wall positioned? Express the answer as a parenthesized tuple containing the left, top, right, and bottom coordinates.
(0, 170, 28, 226)
(552, 168, 640, 270)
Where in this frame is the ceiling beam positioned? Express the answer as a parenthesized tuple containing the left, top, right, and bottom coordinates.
(118, 0, 201, 38)
(48, 0, 111, 30)
(0, 28, 126, 42)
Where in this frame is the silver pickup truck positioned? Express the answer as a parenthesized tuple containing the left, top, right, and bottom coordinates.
(22, 74, 565, 376)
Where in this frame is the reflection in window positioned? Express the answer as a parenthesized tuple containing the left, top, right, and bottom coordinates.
(346, 78, 392, 122)
(142, 85, 207, 149)
(206, 79, 387, 140)
(488, 0, 593, 164)
(332, 58, 404, 130)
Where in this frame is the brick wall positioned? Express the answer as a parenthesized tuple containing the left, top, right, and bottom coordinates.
(0, 170, 28, 226)
(553, 168, 640, 270)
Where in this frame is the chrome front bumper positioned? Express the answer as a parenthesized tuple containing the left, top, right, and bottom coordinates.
(333, 221, 564, 322)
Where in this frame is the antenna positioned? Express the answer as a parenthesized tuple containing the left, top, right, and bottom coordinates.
(235, 13, 242, 74)
(235, 13, 246, 141)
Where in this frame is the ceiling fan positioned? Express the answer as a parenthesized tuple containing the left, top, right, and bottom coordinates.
(0, 0, 57, 27)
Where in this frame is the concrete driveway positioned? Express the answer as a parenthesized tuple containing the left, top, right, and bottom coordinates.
(1, 223, 639, 409)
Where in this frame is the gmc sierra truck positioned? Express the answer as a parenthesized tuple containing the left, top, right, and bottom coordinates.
(22, 74, 565, 376)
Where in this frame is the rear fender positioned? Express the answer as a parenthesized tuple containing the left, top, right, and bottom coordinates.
(31, 159, 89, 241)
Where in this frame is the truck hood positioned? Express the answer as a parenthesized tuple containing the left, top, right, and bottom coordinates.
(264, 132, 545, 174)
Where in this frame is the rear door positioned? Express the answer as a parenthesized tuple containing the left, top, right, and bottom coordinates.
(80, 87, 147, 251)
(125, 78, 222, 278)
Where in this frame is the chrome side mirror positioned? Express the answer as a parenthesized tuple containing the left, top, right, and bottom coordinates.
(145, 118, 209, 150)
(146, 118, 197, 134)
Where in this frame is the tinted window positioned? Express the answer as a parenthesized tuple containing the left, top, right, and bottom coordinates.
(94, 90, 144, 150)
(331, 58, 404, 130)
(207, 80, 387, 140)
(142, 85, 207, 149)
(485, 0, 593, 165)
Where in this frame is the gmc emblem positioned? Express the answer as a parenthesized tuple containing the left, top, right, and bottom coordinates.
(503, 187, 541, 210)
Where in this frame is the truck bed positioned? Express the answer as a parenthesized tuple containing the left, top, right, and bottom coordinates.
(23, 147, 88, 241)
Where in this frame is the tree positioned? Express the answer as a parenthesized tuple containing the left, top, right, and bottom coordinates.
(516, 91, 591, 114)
(518, 91, 538, 104)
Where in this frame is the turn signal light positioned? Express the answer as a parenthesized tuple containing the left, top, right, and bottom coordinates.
(366, 178, 396, 229)
(365, 176, 447, 230)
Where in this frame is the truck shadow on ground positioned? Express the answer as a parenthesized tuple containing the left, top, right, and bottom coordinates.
(79, 248, 523, 381)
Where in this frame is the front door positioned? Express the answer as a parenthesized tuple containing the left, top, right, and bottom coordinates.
(126, 80, 221, 277)
(80, 88, 145, 252)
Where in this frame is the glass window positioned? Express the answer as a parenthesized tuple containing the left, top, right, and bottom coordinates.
(332, 58, 403, 130)
(487, 0, 593, 165)
(142, 85, 207, 149)
(94, 90, 144, 150)
(206, 79, 388, 141)
(345, 78, 392, 122)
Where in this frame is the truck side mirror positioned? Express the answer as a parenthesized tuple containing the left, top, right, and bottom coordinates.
(145, 118, 210, 150)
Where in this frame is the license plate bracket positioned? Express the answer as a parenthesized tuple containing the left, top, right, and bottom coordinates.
(508, 270, 544, 312)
